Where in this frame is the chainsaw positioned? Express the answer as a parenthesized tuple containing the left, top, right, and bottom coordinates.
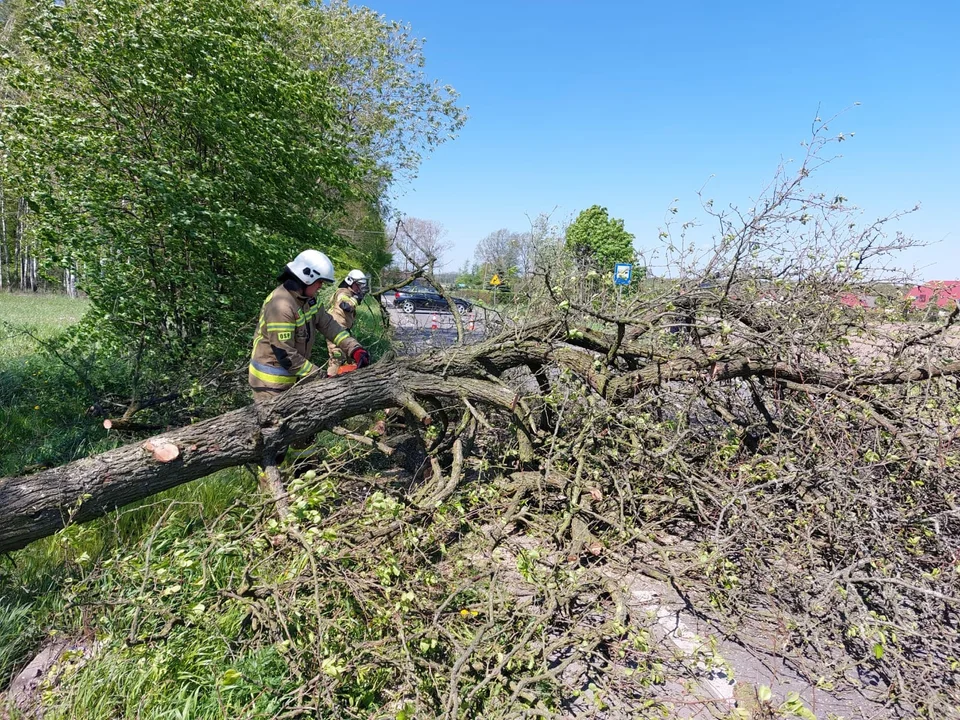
(336, 363, 359, 375)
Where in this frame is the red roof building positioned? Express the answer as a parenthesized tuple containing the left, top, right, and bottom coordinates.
(840, 292, 870, 308)
(906, 281, 960, 309)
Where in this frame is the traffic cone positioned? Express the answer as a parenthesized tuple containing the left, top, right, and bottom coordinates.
(467, 312, 475, 332)
(431, 312, 439, 330)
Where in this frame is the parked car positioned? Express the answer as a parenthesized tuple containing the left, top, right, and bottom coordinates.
(392, 285, 473, 315)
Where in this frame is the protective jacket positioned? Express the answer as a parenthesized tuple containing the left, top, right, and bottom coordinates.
(329, 287, 359, 330)
(249, 284, 360, 392)
(326, 287, 360, 375)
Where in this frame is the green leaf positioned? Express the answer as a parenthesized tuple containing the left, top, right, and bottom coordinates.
(221, 668, 242, 686)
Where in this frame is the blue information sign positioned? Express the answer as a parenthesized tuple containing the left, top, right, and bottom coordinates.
(614, 263, 632, 286)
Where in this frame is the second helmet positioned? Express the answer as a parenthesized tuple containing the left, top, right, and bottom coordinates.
(345, 269, 368, 288)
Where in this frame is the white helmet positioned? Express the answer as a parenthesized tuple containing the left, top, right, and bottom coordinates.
(287, 249, 334, 285)
(345, 269, 368, 289)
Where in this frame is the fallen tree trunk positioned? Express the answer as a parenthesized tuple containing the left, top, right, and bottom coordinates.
(0, 364, 401, 553)
(0, 362, 532, 554)
(4, 314, 960, 555)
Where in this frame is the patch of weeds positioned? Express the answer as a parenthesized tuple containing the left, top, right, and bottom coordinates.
(0, 602, 40, 688)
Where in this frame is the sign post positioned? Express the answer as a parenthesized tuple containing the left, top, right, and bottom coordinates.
(490, 274, 502, 307)
(614, 263, 632, 303)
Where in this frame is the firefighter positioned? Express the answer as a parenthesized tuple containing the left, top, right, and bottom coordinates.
(326, 269, 368, 377)
(249, 250, 370, 404)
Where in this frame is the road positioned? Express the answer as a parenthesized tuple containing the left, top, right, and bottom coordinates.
(382, 302, 494, 355)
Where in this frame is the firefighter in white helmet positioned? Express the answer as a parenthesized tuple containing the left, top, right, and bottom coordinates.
(249, 250, 370, 403)
(326, 269, 369, 377)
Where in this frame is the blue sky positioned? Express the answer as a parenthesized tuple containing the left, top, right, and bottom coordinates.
(370, 0, 959, 280)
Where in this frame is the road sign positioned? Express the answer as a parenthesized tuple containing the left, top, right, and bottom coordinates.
(489, 274, 502, 287)
(614, 263, 632, 286)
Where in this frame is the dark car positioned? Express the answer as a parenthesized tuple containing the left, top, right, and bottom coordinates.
(392, 285, 473, 315)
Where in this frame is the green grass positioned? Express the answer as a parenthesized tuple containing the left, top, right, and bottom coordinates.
(0, 294, 268, 706)
(0, 291, 259, 550)
(0, 292, 256, 596)
(0, 293, 115, 476)
(0, 601, 39, 689)
(2, 455, 455, 718)
(0, 292, 88, 326)
(0, 293, 89, 360)
(0, 467, 259, 704)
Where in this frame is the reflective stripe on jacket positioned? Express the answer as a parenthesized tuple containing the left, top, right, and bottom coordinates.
(249, 284, 360, 392)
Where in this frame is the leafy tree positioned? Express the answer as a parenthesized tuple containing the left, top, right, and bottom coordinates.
(474, 228, 521, 280)
(330, 199, 392, 287)
(0, 0, 467, 387)
(268, 0, 467, 185)
(565, 205, 635, 270)
(1, 0, 363, 377)
(514, 212, 567, 278)
(454, 260, 484, 288)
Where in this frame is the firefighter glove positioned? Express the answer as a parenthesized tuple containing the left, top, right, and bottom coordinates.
(352, 347, 371, 368)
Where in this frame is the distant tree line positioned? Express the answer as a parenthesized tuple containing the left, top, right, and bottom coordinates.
(0, 178, 80, 295)
(454, 206, 638, 290)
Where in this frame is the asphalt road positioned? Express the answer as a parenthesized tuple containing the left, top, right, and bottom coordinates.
(382, 302, 492, 355)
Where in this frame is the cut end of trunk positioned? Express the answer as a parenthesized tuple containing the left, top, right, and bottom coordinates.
(142, 440, 180, 463)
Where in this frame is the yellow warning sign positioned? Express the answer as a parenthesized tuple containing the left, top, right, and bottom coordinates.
(489, 274, 502, 286)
